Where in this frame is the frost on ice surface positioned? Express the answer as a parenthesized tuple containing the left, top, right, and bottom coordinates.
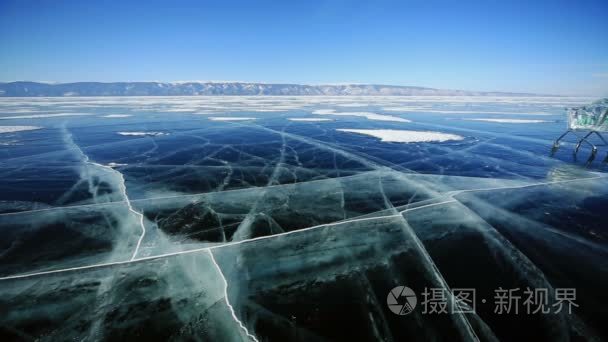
(0, 125, 42, 133)
(337, 129, 464, 143)
(0, 96, 607, 342)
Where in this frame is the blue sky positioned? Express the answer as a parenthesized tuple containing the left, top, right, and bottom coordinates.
(1, 0, 607, 96)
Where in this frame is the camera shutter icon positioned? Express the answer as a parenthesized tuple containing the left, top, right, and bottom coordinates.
(387, 286, 417, 315)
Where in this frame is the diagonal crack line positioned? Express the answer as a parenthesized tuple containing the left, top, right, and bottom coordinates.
(208, 249, 259, 342)
(61, 126, 146, 261)
(447, 173, 607, 198)
(396, 206, 481, 341)
(233, 130, 304, 240)
(1, 174, 605, 281)
(0, 200, 455, 281)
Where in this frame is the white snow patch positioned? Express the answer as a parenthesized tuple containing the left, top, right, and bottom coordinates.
(102, 114, 132, 118)
(208, 117, 256, 121)
(465, 118, 549, 123)
(337, 129, 464, 143)
(0, 113, 91, 119)
(312, 109, 410, 123)
(117, 131, 169, 137)
(288, 118, 333, 122)
(0, 126, 43, 134)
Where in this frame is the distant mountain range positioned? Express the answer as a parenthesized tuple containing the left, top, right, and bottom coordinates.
(0, 81, 545, 97)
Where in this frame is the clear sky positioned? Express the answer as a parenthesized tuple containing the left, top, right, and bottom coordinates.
(1, 0, 607, 96)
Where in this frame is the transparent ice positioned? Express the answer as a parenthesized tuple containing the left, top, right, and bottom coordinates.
(0, 96, 606, 341)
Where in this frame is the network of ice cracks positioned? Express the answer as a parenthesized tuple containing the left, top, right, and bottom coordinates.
(0, 95, 607, 341)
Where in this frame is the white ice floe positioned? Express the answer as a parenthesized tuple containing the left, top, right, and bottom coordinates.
(336, 129, 464, 143)
(312, 109, 410, 122)
(117, 131, 169, 137)
(0, 113, 91, 119)
(102, 114, 132, 118)
(208, 117, 257, 121)
(0, 126, 43, 134)
(288, 118, 333, 122)
(464, 118, 549, 123)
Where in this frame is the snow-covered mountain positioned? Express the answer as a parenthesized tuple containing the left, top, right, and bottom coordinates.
(0, 81, 543, 97)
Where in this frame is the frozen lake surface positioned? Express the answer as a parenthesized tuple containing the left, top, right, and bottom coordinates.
(0, 96, 606, 341)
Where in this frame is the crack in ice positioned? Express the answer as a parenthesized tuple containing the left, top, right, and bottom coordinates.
(0, 200, 455, 281)
(208, 250, 260, 342)
(0, 174, 606, 281)
(61, 126, 146, 261)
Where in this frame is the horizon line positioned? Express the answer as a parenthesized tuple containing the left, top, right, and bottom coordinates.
(0, 80, 576, 97)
